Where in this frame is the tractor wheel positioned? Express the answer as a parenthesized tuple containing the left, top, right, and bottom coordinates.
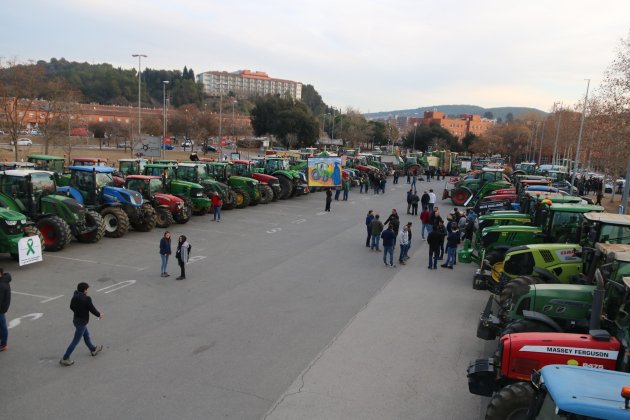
(271, 187, 280, 201)
(174, 198, 192, 224)
(501, 318, 557, 336)
(499, 276, 542, 308)
(77, 210, 105, 244)
(277, 176, 292, 199)
(233, 188, 250, 209)
(485, 381, 535, 420)
(155, 207, 174, 228)
(132, 203, 157, 232)
(258, 185, 273, 204)
(23, 225, 45, 252)
(450, 187, 472, 206)
(37, 216, 72, 252)
(221, 190, 236, 210)
(100, 207, 130, 238)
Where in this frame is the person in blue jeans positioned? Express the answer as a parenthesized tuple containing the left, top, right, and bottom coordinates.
(381, 224, 396, 267)
(427, 228, 442, 269)
(0, 268, 11, 352)
(370, 214, 383, 251)
(159, 231, 172, 277)
(60, 282, 103, 366)
(442, 223, 460, 269)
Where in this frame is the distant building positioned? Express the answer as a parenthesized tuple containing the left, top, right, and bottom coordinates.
(197, 70, 302, 100)
(405, 111, 494, 139)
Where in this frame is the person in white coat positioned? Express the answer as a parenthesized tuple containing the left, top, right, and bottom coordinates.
(176, 235, 191, 280)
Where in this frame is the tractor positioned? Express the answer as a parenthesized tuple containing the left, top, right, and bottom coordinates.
(230, 159, 279, 202)
(118, 159, 148, 177)
(446, 167, 510, 206)
(0, 207, 43, 260)
(124, 175, 191, 227)
(173, 162, 237, 210)
(251, 157, 306, 199)
(27, 154, 66, 174)
(143, 164, 211, 215)
(203, 161, 261, 208)
(0, 170, 105, 250)
(512, 162, 538, 176)
(58, 166, 156, 238)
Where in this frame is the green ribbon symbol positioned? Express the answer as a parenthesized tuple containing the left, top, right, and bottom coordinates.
(26, 238, 35, 255)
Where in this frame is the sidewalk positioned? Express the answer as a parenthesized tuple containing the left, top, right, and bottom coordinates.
(264, 188, 493, 419)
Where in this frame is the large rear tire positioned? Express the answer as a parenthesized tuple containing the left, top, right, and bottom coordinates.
(233, 188, 250, 209)
(155, 207, 174, 228)
(485, 381, 535, 420)
(501, 318, 557, 336)
(132, 203, 157, 232)
(258, 185, 273, 204)
(278, 176, 292, 199)
(37, 216, 72, 252)
(451, 187, 472, 206)
(77, 210, 106, 243)
(174, 198, 192, 224)
(499, 275, 542, 308)
(101, 207, 130, 238)
(221, 190, 236, 210)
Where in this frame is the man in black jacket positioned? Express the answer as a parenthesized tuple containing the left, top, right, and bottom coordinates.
(0, 268, 11, 351)
(60, 282, 103, 366)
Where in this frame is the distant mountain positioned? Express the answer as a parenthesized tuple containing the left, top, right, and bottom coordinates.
(364, 104, 546, 122)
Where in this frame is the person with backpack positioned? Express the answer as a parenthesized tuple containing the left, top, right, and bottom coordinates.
(176, 235, 191, 280)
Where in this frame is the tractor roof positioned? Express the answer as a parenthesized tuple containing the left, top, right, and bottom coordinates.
(119, 158, 148, 163)
(126, 175, 158, 180)
(519, 243, 581, 251)
(550, 203, 604, 213)
(595, 243, 630, 262)
(479, 212, 530, 220)
(69, 166, 115, 173)
(27, 154, 65, 161)
(483, 225, 542, 233)
(2, 169, 53, 177)
(145, 163, 173, 168)
(584, 212, 630, 226)
(541, 365, 630, 419)
(481, 167, 504, 172)
(73, 157, 108, 162)
(177, 162, 199, 167)
(231, 159, 251, 165)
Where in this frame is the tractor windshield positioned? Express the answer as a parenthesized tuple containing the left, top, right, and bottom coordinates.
(95, 173, 113, 188)
(599, 223, 630, 244)
(224, 165, 233, 178)
(119, 161, 136, 176)
(126, 179, 149, 196)
(196, 165, 211, 179)
(549, 212, 582, 243)
(31, 172, 56, 197)
(231, 163, 248, 176)
(268, 159, 289, 171)
(177, 166, 198, 183)
(149, 178, 165, 194)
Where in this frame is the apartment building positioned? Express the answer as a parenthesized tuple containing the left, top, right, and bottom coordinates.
(408, 111, 494, 138)
(197, 70, 302, 100)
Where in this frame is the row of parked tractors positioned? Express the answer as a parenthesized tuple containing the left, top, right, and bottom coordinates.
(445, 167, 630, 418)
(0, 154, 344, 258)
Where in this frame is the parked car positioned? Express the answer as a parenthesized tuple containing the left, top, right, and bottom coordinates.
(11, 138, 33, 146)
(161, 144, 174, 150)
(205, 145, 218, 152)
(117, 142, 129, 148)
(182, 139, 193, 148)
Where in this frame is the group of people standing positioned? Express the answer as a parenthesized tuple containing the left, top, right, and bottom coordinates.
(366, 209, 413, 267)
(159, 231, 191, 280)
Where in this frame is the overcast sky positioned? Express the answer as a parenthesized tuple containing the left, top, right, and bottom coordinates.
(2, 0, 629, 113)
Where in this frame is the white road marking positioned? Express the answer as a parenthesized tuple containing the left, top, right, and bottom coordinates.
(12, 291, 64, 303)
(266, 227, 283, 233)
(96, 280, 136, 294)
(291, 219, 306, 224)
(316, 211, 327, 215)
(45, 255, 147, 271)
(188, 255, 207, 263)
(9, 313, 43, 329)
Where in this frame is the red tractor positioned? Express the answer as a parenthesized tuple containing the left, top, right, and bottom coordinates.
(125, 175, 191, 228)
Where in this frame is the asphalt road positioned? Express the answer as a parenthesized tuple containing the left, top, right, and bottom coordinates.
(0, 177, 492, 419)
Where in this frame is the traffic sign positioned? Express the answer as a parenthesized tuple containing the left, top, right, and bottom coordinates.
(133, 136, 161, 158)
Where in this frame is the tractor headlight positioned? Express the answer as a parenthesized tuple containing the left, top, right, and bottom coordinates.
(176, 202, 183, 209)
(5, 220, 17, 226)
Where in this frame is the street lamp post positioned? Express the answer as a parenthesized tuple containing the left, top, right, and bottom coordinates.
(538, 118, 546, 164)
(231, 99, 237, 142)
(132, 53, 147, 157)
(570, 79, 591, 195)
(217, 81, 228, 150)
(552, 102, 562, 167)
(162, 80, 169, 159)
(331, 109, 335, 144)
(412, 122, 418, 152)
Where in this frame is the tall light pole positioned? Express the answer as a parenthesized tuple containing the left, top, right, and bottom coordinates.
(570, 79, 591, 195)
(231, 99, 237, 142)
(538, 118, 546, 164)
(331, 108, 335, 144)
(217, 81, 228, 148)
(132, 53, 147, 156)
(162, 80, 169, 159)
(412, 122, 418, 152)
(552, 102, 562, 167)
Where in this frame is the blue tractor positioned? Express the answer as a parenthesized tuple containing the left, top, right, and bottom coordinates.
(58, 166, 156, 238)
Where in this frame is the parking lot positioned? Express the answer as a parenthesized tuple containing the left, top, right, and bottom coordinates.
(1, 179, 492, 419)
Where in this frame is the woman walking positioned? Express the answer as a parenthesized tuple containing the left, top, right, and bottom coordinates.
(176, 235, 191, 280)
(159, 231, 171, 277)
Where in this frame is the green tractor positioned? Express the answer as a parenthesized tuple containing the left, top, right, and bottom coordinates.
(143, 164, 211, 216)
(203, 161, 261, 208)
(118, 159, 148, 177)
(251, 157, 306, 199)
(512, 162, 538, 176)
(230, 159, 279, 202)
(173, 162, 237, 210)
(0, 207, 43, 260)
(27, 154, 66, 174)
(476, 242, 630, 341)
(446, 167, 510, 206)
(0, 170, 105, 250)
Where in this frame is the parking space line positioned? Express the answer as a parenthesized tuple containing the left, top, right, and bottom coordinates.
(97, 280, 136, 294)
(45, 255, 147, 272)
(13, 291, 64, 303)
(189, 228, 247, 237)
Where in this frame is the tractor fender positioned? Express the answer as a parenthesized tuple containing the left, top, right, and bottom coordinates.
(532, 267, 558, 283)
(521, 310, 563, 332)
(57, 186, 85, 204)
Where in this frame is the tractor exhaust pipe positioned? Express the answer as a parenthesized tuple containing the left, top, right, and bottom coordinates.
(589, 268, 605, 331)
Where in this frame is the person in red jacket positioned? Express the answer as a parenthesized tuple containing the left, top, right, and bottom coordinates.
(211, 192, 222, 222)
(420, 208, 431, 240)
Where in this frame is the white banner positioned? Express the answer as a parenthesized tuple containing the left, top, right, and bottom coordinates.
(18, 236, 43, 266)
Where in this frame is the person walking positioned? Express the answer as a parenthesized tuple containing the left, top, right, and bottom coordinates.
(211, 192, 222, 222)
(442, 223, 460, 269)
(381, 224, 396, 267)
(380, 176, 387, 194)
(435, 220, 447, 260)
(370, 214, 384, 251)
(393, 171, 399, 184)
(176, 235, 191, 280)
(159, 231, 172, 277)
(406, 189, 413, 214)
(405, 222, 413, 260)
(384, 209, 400, 235)
(420, 207, 431, 239)
(411, 191, 420, 216)
(411, 170, 417, 189)
(325, 188, 332, 212)
(421, 190, 430, 211)
(0, 268, 11, 352)
(428, 189, 437, 212)
(365, 210, 374, 247)
(334, 187, 341, 201)
(60, 282, 103, 366)
(427, 227, 441, 270)
(398, 224, 409, 265)
(342, 179, 350, 201)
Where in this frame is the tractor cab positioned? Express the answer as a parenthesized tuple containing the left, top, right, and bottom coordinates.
(119, 159, 148, 177)
(144, 163, 176, 179)
(27, 154, 65, 174)
(0, 170, 58, 214)
(68, 166, 120, 204)
(513, 162, 537, 175)
(583, 212, 630, 246)
(125, 176, 165, 199)
(72, 157, 109, 167)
